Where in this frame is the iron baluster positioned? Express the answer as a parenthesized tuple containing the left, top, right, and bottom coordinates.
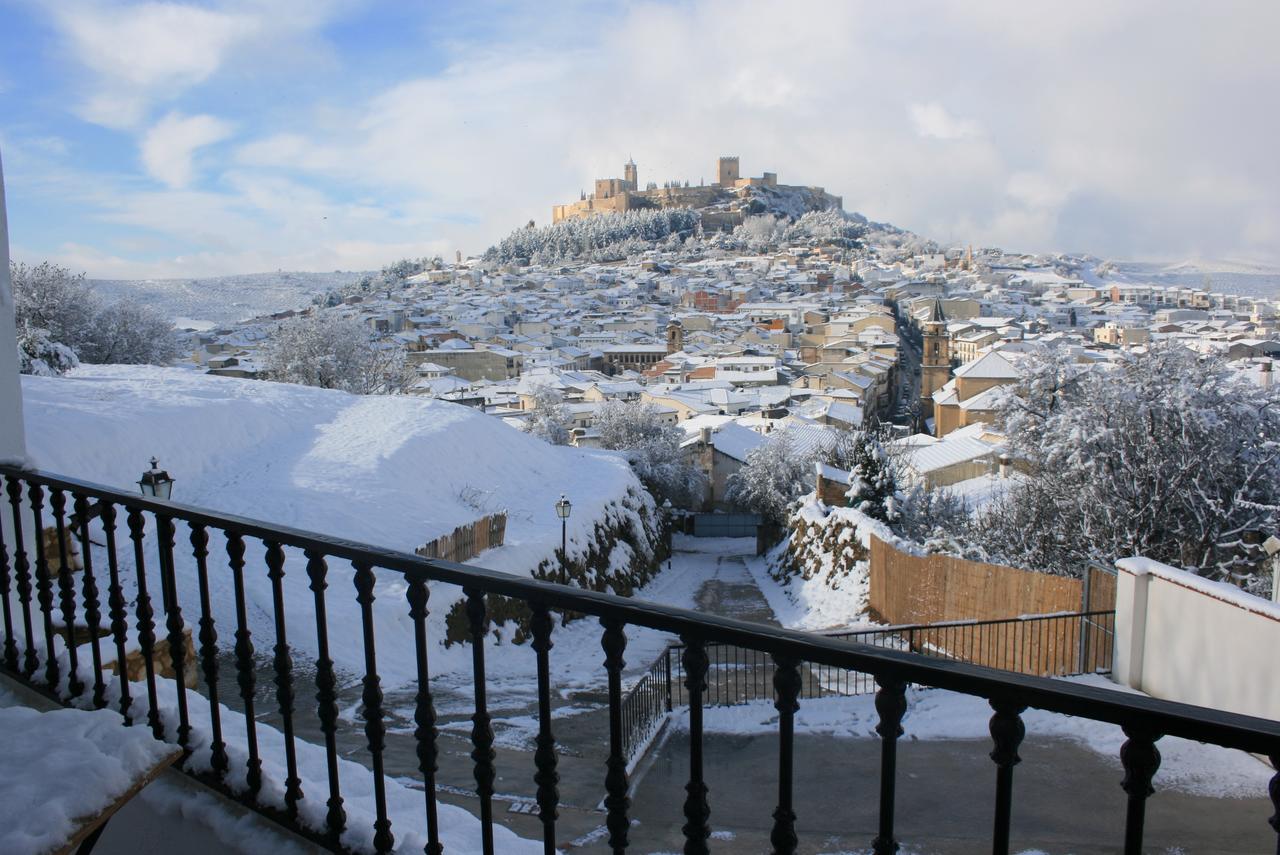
(354, 561, 394, 853)
(871, 675, 907, 855)
(5, 476, 35, 679)
(126, 507, 163, 738)
(407, 577, 442, 855)
(1119, 725, 1162, 855)
(465, 587, 496, 855)
(157, 514, 191, 751)
(73, 495, 107, 708)
(681, 636, 711, 854)
(190, 523, 228, 776)
(531, 603, 559, 855)
(770, 655, 801, 855)
(226, 533, 262, 794)
(601, 617, 631, 853)
(30, 484, 60, 691)
(50, 489, 83, 697)
(305, 550, 346, 840)
(264, 541, 303, 817)
(100, 503, 131, 723)
(989, 697, 1027, 855)
(0, 486, 16, 671)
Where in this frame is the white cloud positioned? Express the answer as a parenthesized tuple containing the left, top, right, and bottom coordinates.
(908, 102, 982, 141)
(55, 3, 260, 128)
(140, 113, 234, 188)
(17, 0, 1280, 274)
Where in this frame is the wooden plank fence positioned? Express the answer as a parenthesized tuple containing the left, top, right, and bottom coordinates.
(416, 512, 507, 563)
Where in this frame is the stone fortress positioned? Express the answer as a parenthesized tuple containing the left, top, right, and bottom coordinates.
(551, 155, 844, 230)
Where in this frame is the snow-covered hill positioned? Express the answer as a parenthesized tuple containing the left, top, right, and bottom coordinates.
(21, 367, 654, 686)
(87, 271, 369, 328)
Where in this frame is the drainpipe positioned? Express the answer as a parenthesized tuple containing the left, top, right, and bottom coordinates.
(0, 145, 28, 466)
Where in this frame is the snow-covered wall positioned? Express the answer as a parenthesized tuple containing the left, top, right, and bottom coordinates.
(1114, 557, 1280, 721)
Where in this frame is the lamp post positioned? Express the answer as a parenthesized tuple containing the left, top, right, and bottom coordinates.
(555, 495, 571, 576)
(138, 457, 175, 500)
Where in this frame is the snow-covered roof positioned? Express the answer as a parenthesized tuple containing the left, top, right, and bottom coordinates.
(953, 350, 1022, 380)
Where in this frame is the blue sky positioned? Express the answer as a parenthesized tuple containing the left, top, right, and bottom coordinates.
(2, 0, 1278, 278)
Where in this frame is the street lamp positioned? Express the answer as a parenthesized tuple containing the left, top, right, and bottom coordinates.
(138, 457, 175, 500)
(555, 495, 572, 575)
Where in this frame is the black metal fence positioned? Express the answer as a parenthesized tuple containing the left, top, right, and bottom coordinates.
(0, 464, 1277, 855)
(619, 610, 1117, 763)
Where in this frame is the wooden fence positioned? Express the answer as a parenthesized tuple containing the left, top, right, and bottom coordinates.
(416, 513, 507, 564)
(868, 534, 1087, 625)
(867, 534, 1119, 676)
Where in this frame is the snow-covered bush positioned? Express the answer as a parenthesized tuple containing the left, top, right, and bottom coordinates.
(977, 343, 1280, 593)
(17, 326, 79, 376)
(726, 432, 813, 527)
(595, 400, 704, 507)
(263, 313, 414, 395)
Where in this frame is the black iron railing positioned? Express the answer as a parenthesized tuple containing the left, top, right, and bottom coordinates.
(618, 610, 1116, 763)
(0, 464, 1277, 855)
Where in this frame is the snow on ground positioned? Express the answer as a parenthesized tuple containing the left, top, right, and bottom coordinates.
(20, 366, 652, 688)
(671, 675, 1274, 799)
(0, 698, 177, 854)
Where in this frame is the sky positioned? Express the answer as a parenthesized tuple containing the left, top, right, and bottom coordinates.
(1, 0, 1278, 279)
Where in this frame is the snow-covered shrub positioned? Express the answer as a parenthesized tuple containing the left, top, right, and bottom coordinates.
(17, 326, 79, 376)
(596, 400, 705, 506)
(263, 313, 414, 395)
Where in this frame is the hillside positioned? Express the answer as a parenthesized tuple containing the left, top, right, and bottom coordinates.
(21, 366, 658, 685)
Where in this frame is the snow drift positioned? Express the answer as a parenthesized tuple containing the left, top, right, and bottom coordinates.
(19, 366, 660, 686)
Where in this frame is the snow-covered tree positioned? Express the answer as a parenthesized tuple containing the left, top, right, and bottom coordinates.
(264, 313, 414, 395)
(484, 209, 702, 265)
(78, 299, 180, 365)
(11, 261, 97, 353)
(726, 432, 813, 527)
(826, 430, 897, 522)
(11, 261, 178, 368)
(524, 385, 572, 445)
(977, 343, 1280, 594)
(595, 401, 704, 506)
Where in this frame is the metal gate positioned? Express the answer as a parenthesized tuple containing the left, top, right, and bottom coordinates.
(1079, 562, 1118, 672)
(690, 512, 762, 538)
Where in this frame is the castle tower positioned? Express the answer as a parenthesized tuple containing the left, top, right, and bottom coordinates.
(920, 297, 952, 430)
(624, 158, 638, 191)
(666, 319, 684, 355)
(717, 156, 740, 187)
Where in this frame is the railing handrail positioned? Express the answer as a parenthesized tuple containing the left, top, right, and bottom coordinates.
(6, 463, 1279, 757)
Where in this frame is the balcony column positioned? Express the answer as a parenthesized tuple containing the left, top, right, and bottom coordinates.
(0, 146, 27, 465)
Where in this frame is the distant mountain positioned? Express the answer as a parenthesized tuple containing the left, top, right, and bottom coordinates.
(87, 270, 371, 328)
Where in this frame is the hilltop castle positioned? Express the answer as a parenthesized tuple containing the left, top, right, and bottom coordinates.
(551, 155, 843, 230)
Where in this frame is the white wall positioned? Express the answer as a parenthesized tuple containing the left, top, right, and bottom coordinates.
(1114, 557, 1280, 721)
(0, 147, 27, 465)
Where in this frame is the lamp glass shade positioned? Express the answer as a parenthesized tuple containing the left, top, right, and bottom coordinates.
(139, 457, 175, 500)
(555, 496, 572, 519)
